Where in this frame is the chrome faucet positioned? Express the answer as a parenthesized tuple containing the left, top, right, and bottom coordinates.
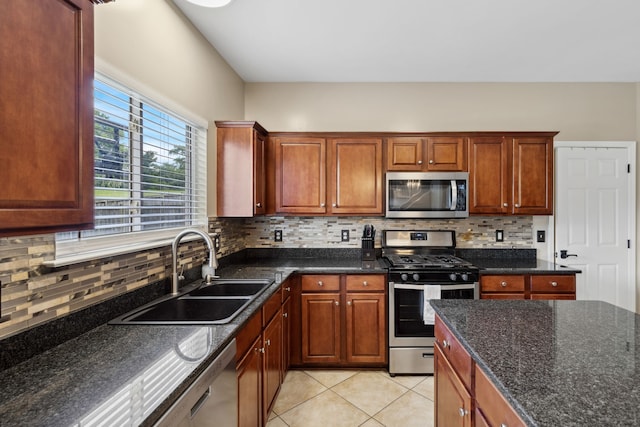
(171, 228, 218, 295)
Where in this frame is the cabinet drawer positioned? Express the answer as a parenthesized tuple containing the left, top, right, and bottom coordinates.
(434, 317, 472, 391)
(301, 275, 340, 292)
(475, 365, 526, 427)
(530, 275, 575, 293)
(345, 274, 385, 292)
(237, 310, 262, 357)
(481, 275, 525, 293)
(263, 287, 282, 325)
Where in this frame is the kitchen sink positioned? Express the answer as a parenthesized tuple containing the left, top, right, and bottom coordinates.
(109, 278, 274, 325)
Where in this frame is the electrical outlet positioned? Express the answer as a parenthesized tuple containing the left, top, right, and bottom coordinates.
(537, 230, 546, 243)
(341, 230, 350, 242)
(495, 230, 504, 242)
(208, 222, 215, 232)
(274, 229, 283, 242)
(213, 235, 221, 252)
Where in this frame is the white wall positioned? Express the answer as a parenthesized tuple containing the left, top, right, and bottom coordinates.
(94, 0, 245, 215)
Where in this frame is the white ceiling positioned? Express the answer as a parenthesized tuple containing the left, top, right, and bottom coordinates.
(172, 0, 640, 83)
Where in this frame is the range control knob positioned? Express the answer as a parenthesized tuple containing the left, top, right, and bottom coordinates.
(461, 273, 469, 282)
(449, 273, 457, 281)
(401, 273, 409, 282)
(412, 273, 421, 281)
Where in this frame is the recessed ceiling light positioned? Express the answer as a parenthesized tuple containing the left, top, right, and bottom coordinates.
(186, 0, 233, 7)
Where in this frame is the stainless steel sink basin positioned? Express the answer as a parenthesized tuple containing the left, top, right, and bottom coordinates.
(109, 278, 274, 325)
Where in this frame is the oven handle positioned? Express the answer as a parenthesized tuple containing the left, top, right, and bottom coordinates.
(392, 282, 477, 291)
(450, 180, 458, 211)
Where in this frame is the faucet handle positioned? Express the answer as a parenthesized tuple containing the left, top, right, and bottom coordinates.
(179, 265, 185, 281)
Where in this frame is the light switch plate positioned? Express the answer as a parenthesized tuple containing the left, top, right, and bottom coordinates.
(537, 230, 546, 243)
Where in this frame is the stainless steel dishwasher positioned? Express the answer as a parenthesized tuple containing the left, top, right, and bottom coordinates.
(155, 338, 237, 427)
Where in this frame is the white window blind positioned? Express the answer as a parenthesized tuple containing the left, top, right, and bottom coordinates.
(55, 74, 207, 259)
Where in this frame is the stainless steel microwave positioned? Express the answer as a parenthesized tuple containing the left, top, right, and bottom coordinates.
(386, 172, 469, 218)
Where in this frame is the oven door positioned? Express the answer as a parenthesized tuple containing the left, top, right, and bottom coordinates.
(389, 282, 477, 347)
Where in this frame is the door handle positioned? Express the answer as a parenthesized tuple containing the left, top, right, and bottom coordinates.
(559, 250, 578, 259)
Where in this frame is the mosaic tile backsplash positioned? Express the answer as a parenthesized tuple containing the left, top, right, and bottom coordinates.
(0, 216, 533, 339)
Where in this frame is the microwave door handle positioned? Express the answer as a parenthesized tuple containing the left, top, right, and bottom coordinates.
(450, 180, 458, 210)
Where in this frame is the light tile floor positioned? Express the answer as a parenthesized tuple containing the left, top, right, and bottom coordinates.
(266, 370, 435, 427)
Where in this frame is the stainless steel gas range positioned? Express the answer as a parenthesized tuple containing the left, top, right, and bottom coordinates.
(382, 230, 479, 376)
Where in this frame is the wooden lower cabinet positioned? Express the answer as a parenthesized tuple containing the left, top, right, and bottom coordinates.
(295, 273, 387, 367)
(237, 281, 291, 426)
(301, 292, 341, 363)
(435, 345, 472, 427)
(480, 274, 576, 300)
(435, 316, 525, 427)
(475, 365, 526, 427)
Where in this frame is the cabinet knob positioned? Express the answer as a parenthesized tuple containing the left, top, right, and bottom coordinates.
(501, 281, 508, 287)
(458, 407, 468, 417)
(335, 301, 339, 306)
(514, 204, 520, 208)
(347, 301, 352, 306)
(429, 159, 434, 164)
(285, 287, 291, 292)
(332, 203, 337, 207)
(318, 281, 323, 287)
(320, 203, 326, 207)
(283, 312, 288, 318)
(442, 339, 449, 349)
(500, 424, 508, 427)
(417, 160, 423, 165)
(256, 202, 262, 208)
(363, 281, 368, 286)
(256, 347, 265, 354)
(503, 203, 508, 207)
(266, 339, 271, 346)
(551, 281, 558, 287)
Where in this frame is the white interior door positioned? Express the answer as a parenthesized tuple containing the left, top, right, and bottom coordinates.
(555, 142, 636, 312)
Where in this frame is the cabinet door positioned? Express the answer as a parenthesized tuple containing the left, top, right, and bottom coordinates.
(512, 136, 553, 215)
(386, 137, 425, 171)
(475, 365, 526, 427)
(275, 137, 326, 214)
(328, 138, 383, 214)
(301, 293, 341, 363)
(468, 136, 509, 214)
(434, 345, 472, 427)
(346, 293, 386, 364)
(237, 336, 263, 427)
(426, 137, 467, 171)
(216, 122, 268, 217)
(0, 0, 94, 235)
(263, 309, 283, 418)
(282, 296, 291, 376)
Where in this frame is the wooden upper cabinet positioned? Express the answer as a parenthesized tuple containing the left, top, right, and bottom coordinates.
(0, 0, 95, 236)
(512, 136, 553, 215)
(386, 136, 466, 171)
(328, 138, 383, 215)
(468, 136, 510, 214)
(469, 133, 556, 215)
(275, 137, 327, 214)
(216, 121, 268, 217)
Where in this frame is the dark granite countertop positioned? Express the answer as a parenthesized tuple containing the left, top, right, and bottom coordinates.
(431, 299, 640, 427)
(0, 254, 385, 427)
(457, 249, 581, 274)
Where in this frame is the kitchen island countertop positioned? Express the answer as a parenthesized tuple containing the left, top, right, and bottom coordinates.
(431, 299, 640, 426)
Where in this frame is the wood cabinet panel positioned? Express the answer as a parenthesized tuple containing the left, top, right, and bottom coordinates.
(237, 335, 263, 427)
(480, 275, 526, 294)
(386, 137, 424, 171)
(216, 121, 268, 217)
(468, 136, 509, 214)
(282, 296, 291, 375)
(301, 293, 341, 363)
(434, 345, 472, 427)
(346, 293, 386, 364)
(530, 275, 575, 294)
(0, 0, 94, 235)
(426, 136, 467, 171)
(345, 274, 386, 292)
(387, 136, 466, 171)
(275, 137, 326, 214)
(475, 365, 526, 427)
(328, 138, 383, 214)
(301, 275, 341, 292)
(435, 319, 473, 391)
(236, 310, 263, 357)
(512, 136, 553, 215)
(263, 309, 283, 418)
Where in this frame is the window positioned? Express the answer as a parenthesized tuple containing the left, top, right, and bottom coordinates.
(55, 74, 207, 259)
